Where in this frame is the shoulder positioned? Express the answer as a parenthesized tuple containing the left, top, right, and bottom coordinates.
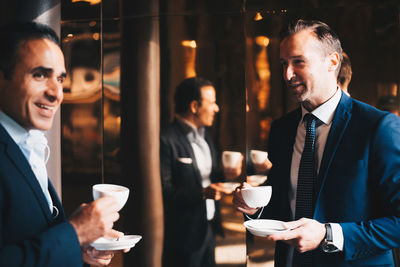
(349, 98, 388, 121)
(347, 97, 400, 132)
(160, 121, 184, 144)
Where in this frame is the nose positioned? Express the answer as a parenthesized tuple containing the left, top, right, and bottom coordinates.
(46, 77, 63, 102)
(283, 64, 295, 82)
(214, 104, 220, 113)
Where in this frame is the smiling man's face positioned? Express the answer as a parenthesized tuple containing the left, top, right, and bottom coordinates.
(280, 29, 333, 111)
(0, 38, 66, 131)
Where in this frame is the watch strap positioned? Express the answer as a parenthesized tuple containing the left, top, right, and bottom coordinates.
(325, 223, 333, 242)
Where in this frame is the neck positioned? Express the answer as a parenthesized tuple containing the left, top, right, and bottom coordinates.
(303, 85, 338, 112)
(177, 114, 199, 130)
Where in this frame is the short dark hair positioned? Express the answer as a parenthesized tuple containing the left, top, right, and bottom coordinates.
(281, 19, 343, 76)
(174, 77, 214, 114)
(337, 52, 352, 88)
(0, 22, 60, 79)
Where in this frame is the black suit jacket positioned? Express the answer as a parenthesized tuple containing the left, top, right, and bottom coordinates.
(0, 124, 83, 266)
(160, 119, 224, 253)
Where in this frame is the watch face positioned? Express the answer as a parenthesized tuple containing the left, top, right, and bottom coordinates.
(323, 242, 339, 253)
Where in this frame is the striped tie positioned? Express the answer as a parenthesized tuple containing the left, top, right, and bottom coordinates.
(293, 113, 322, 267)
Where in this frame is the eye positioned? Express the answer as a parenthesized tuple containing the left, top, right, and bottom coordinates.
(33, 71, 47, 80)
(57, 76, 66, 84)
(293, 59, 305, 65)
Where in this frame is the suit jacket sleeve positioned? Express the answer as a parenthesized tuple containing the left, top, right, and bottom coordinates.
(340, 113, 400, 261)
(0, 183, 83, 266)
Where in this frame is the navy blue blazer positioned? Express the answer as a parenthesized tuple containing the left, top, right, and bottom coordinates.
(263, 92, 400, 266)
(160, 120, 224, 253)
(0, 124, 83, 266)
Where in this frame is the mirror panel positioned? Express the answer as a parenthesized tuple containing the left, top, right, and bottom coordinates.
(159, 10, 248, 265)
(60, 19, 103, 216)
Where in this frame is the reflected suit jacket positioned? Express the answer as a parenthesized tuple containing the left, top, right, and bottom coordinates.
(263, 92, 400, 267)
(0, 124, 83, 266)
(160, 120, 224, 253)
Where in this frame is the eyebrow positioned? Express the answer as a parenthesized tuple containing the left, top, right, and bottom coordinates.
(31, 66, 67, 78)
(280, 55, 304, 63)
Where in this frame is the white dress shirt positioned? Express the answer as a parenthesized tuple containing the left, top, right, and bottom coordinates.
(0, 111, 53, 211)
(287, 89, 344, 266)
(177, 117, 215, 221)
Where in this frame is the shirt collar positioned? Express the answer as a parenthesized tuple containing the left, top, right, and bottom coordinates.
(0, 111, 30, 145)
(176, 115, 205, 139)
(301, 88, 342, 125)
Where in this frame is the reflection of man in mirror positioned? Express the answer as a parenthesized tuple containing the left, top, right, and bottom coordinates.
(0, 22, 124, 266)
(337, 51, 352, 96)
(160, 77, 241, 267)
(234, 19, 400, 266)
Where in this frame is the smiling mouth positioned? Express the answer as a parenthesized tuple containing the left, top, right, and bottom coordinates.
(36, 103, 56, 110)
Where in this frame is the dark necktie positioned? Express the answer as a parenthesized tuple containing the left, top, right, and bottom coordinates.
(293, 113, 322, 267)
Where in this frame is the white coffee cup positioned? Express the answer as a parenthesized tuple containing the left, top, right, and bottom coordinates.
(250, 150, 269, 164)
(241, 186, 272, 208)
(92, 184, 130, 211)
(222, 151, 242, 168)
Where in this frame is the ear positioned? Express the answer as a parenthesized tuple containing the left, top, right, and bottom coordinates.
(327, 52, 340, 73)
(189, 100, 199, 114)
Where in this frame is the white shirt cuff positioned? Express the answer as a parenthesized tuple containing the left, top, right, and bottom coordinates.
(330, 223, 344, 251)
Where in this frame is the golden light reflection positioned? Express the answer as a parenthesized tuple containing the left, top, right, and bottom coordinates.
(182, 40, 197, 78)
(181, 40, 197, 48)
(254, 12, 263, 21)
(255, 36, 271, 111)
(255, 36, 270, 47)
(72, 0, 101, 5)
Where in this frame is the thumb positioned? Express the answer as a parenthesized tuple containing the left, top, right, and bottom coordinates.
(282, 218, 306, 230)
(104, 229, 124, 239)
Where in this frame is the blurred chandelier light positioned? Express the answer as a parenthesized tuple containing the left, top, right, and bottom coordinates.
(254, 12, 263, 21)
(72, 0, 101, 5)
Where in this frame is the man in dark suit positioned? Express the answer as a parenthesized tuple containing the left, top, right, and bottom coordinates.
(160, 77, 241, 267)
(234, 19, 400, 266)
(0, 22, 122, 266)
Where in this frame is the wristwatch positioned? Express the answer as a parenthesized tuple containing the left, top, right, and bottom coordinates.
(321, 223, 340, 253)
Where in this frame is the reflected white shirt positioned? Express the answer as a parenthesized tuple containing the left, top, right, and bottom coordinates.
(177, 117, 215, 221)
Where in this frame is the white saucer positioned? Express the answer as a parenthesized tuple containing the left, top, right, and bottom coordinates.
(91, 235, 142, 251)
(220, 182, 240, 193)
(247, 175, 268, 186)
(244, 219, 289, 237)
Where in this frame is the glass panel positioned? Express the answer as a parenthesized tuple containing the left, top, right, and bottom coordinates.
(159, 10, 247, 266)
(60, 19, 102, 215)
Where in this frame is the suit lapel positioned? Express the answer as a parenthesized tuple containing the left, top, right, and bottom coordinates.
(49, 182, 66, 221)
(0, 125, 54, 222)
(173, 121, 203, 185)
(315, 94, 353, 205)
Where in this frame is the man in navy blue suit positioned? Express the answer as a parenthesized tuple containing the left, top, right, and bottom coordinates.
(234, 19, 400, 266)
(0, 22, 122, 266)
